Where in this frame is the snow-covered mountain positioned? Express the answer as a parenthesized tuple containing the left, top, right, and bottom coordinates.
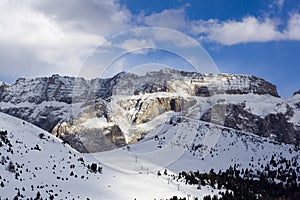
(0, 68, 300, 153)
(1, 111, 299, 199)
(0, 112, 219, 199)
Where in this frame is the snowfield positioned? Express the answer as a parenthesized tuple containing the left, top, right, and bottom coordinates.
(0, 111, 299, 199)
(0, 112, 218, 199)
(100, 115, 299, 174)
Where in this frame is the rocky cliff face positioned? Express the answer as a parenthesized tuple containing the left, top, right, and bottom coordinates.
(201, 102, 300, 144)
(0, 68, 299, 152)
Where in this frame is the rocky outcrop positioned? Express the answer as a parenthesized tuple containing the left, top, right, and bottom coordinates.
(53, 119, 126, 153)
(49, 99, 127, 153)
(178, 71, 279, 97)
(0, 103, 71, 132)
(118, 97, 196, 125)
(61, 125, 126, 153)
(0, 68, 297, 153)
(0, 74, 124, 105)
(223, 75, 279, 97)
(134, 83, 173, 95)
(201, 103, 299, 144)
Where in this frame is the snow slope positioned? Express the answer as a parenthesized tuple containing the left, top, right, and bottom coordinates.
(0, 112, 217, 200)
(1, 110, 299, 199)
(107, 116, 300, 175)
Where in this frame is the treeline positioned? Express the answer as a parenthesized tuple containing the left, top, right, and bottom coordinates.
(170, 155, 300, 200)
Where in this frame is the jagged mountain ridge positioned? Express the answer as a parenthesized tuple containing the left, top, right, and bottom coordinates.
(0, 69, 279, 105)
(0, 68, 299, 152)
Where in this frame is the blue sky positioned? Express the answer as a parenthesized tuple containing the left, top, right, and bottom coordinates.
(0, 0, 299, 97)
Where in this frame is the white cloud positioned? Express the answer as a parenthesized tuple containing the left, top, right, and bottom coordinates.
(30, 0, 131, 35)
(192, 16, 283, 45)
(286, 13, 300, 40)
(0, 0, 131, 80)
(190, 13, 300, 45)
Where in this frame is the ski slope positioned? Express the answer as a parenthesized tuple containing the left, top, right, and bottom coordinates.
(98, 116, 300, 175)
(0, 112, 218, 199)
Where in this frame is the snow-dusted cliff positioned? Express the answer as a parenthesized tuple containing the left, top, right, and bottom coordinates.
(0, 68, 299, 152)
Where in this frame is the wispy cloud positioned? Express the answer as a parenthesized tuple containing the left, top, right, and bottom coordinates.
(118, 39, 156, 52)
(269, 0, 285, 11)
(138, 8, 187, 31)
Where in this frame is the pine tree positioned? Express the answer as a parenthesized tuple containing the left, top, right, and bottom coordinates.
(7, 161, 15, 173)
(90, 163, 97, 172)
(34, 191, 41, 200)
